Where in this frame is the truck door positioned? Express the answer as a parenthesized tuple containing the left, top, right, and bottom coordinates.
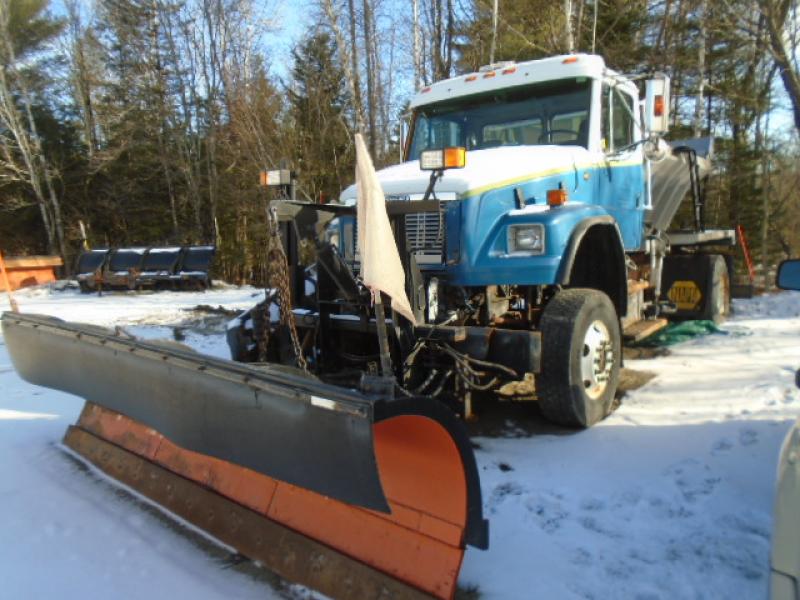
(598, 85, 645, 250)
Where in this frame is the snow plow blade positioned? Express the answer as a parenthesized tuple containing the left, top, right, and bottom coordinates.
(1, 312, 488, 599)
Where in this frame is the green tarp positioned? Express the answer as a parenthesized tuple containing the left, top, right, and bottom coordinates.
(634, 320, 724, 347)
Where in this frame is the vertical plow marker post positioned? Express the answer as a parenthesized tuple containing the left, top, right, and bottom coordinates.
(0, 250, 19, 312)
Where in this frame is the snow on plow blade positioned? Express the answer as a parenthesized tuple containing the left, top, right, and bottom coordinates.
(1, 312, 488, 599)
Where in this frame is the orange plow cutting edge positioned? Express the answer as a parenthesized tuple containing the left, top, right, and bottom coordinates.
(2, 312, 488, 599)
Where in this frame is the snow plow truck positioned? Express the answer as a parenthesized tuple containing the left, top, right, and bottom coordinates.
(2, 54, 734, 599)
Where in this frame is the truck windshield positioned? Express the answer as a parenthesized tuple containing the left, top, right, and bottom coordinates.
(407, 78, 592, 160)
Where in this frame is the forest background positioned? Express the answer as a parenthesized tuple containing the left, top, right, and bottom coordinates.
(2, 0, 800, 286)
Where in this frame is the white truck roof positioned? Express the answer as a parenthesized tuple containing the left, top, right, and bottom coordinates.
(410, 53, 627, 109)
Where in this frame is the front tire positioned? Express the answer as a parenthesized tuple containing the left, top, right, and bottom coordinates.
(538, 288, 621, 428)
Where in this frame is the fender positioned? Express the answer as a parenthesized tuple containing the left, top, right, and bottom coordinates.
(557, 215, 628, 316)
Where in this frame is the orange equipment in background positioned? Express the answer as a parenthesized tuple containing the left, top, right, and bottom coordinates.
(0, 254, 62, 291)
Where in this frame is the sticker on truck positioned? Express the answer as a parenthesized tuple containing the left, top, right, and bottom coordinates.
(667, 280, 703, 310)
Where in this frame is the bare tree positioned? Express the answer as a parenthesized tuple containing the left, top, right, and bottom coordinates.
(322, 0, 366, 133)
(426, 0, 454, 81)
(564, 0, 574, 52)
(759, 0, 800, 132)
(693, 0, 707, 137)
(65, 0, 100, 159)
(362, 0, 378, 156)
(347, 0, 365, 124)
(413, 0, 423, 87)
(0, 0, 66, 260)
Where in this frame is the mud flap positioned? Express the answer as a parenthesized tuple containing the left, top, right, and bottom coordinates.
(660, 254, 712, 320)
(1, 312, 488, 599)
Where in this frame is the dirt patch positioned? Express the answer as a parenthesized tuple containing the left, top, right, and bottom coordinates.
(618, 367, 657, 395)
(623, 345, 671, 360)
(468, 368, 657, 438)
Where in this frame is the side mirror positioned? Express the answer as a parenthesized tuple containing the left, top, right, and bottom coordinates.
(644, 75, 670, 135)
(777, 259, 800, 291)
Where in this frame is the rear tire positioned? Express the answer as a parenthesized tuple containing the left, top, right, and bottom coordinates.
(701, 255, 730, 324)
(538, 288, 621, 428)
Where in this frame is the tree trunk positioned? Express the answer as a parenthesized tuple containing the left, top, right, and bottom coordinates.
(413, 0, 422, 87)
(762, 0, 800, 133)
(564, 0, 574, 53)
(0, 1, 63, 258)
(693, 0, 707, 137)
(347, 0, 364, 118)
(760, 89, 772, 290)
(362, 0, 377, 157)
(322, 0, 365, 133)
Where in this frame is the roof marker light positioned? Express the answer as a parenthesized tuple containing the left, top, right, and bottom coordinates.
(562, 56, 579, 64)
(502, 67, 516, 74)
(483, 71, 496, 78)
(421, 86, 432, 93)
(465, 75, 477, 82)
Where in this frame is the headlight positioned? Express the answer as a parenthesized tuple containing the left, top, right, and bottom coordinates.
(508, 224, 545, 255)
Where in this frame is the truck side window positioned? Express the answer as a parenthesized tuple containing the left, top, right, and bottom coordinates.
(611, 90, 634, 150)
(601, 86, 634, 152)
(600, 85, 610, 151)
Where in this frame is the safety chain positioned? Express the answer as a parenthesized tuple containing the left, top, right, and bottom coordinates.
(265, 207, 309, 373)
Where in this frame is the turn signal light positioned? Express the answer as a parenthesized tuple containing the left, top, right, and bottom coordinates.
(547, 187, 568, 206)
(443, 147, 466, 168)
(654, 94, 665, 117)
(420, 147, 466, 171)
(259, 169, 291, 187)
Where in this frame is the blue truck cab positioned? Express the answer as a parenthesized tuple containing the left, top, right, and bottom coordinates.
(339, 55, 649, 292)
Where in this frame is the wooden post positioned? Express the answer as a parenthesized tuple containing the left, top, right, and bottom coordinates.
(0, 251, 20, 312)
(78, 220, 90, 250)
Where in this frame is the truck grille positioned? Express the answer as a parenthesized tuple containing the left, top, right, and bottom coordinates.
(404, 209, 444, 264)
(350, 205, 445, 268)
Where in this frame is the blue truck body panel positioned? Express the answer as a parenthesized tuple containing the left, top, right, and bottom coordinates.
(337, 160, 644, 288)
(446, 162, 644, 286)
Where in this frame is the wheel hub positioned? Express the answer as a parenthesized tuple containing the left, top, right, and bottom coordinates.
(580, 320, 614, 400)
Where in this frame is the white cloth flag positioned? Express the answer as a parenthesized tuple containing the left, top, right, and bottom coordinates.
(355, 133, 416, 325)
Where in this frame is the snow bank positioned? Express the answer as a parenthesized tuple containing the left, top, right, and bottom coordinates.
(1, 286, 799, 598)
(462, 290, 800, 598)
(0, 283, 264, 327)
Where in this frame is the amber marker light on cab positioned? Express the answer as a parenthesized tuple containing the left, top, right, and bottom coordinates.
(547, 185, 568, 206)
(420, 147, 466, 171)
(654, 94, 665, 116)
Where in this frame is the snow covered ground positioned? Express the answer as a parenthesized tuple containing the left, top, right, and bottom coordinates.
(1, 284, 799, 599)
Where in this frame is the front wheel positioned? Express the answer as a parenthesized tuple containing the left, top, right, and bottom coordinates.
(537, 288, 621, 428)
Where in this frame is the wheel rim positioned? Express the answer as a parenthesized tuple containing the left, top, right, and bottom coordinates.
(580, 320, 614, 400)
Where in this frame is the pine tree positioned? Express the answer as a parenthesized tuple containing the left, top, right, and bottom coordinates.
(289, 32, 354, 203)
